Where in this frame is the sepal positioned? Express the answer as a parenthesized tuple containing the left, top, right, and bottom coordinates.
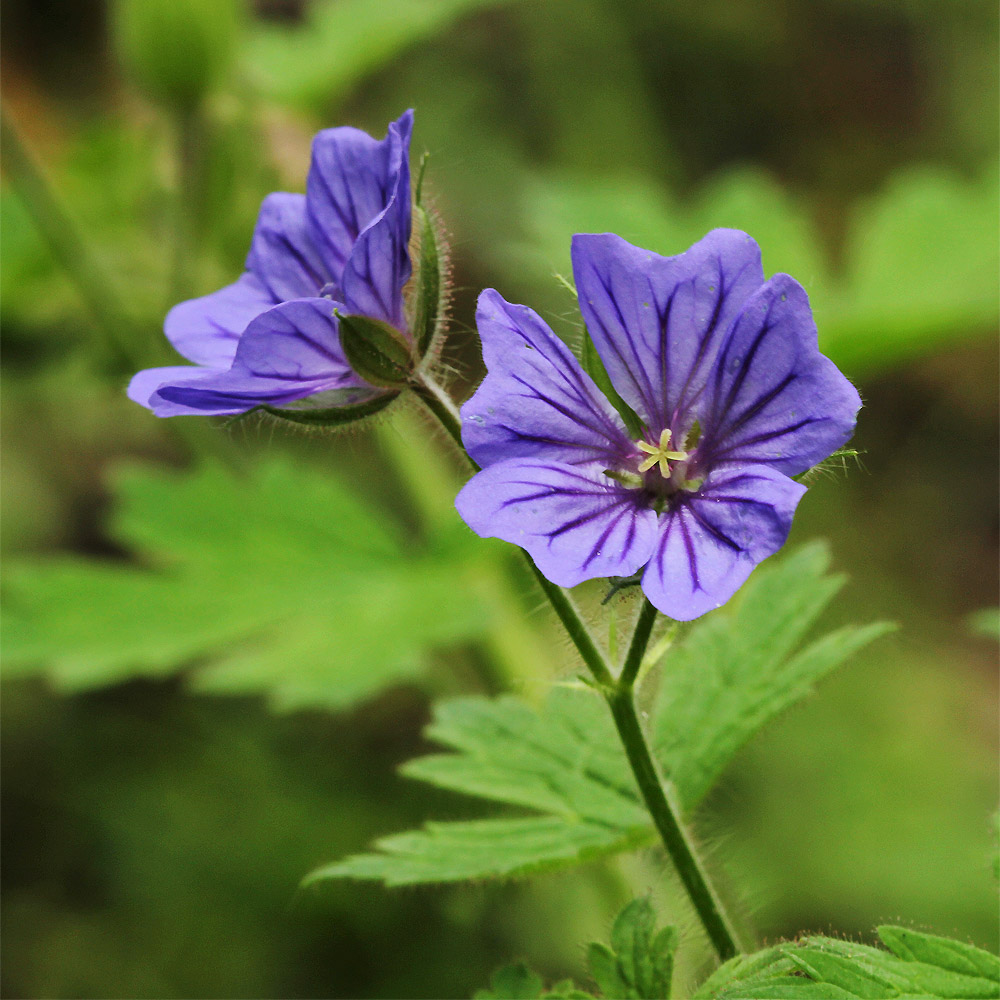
(261, 390, 397, 427)
(411, 203, 446, 359)
(336, 311, 413, 388)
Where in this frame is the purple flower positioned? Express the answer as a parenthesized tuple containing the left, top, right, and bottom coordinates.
(455, 230, 861, 621)
(128, 110, 414, 416)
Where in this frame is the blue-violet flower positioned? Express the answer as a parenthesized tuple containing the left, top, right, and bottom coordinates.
(455, 230, 861, 621)
(129, 110, 414, 416)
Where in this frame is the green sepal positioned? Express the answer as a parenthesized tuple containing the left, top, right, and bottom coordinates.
(337, 311, 413, 388)
(261, 390, 397, 427)
(581, 329, 644, 438)
(411, 203, 444, 359)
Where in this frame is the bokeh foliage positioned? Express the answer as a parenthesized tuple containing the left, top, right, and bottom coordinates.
(2, 0, 997, 997)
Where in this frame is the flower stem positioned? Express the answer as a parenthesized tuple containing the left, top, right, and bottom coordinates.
(609, 601, 743, 960)
(413, 376, 741, 960)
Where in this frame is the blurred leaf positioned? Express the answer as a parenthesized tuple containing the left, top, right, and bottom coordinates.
(826, 164, 1000, 372)
(246, 0, 516, 110)
(112, 0, 243, 111)
(3, 457, 488, 712)
(510, 161, 998, 375)
(966, 608, 1000, 641)
(693, 926, 1000, 999)
(653, 542, 894, 810)
(474, 963, 546, 999)
(309, 546, 886, 884)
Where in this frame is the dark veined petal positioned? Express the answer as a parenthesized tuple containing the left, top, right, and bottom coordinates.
(339, 111, 413, 330)
(455, 459, 658, 588)
(641, 464, 806, 620)
(461, 289, 633, 470)
(246, 193, 332, 302)
(696, 274, 862, 477)
(149, 298, 369, 416)
(306, 109, 413, 285)
(571, 230, 764, 431)
(163, 272, 275, 367)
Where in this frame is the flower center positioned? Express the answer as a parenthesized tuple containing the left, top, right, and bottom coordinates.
(636, 428, 688, 478)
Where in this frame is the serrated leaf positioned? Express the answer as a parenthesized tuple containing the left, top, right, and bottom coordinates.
(310, 545, 886, 884)
(877, 927, 1000, 982)
(653, 541, 894, 810)
(587, 943, 629, 999)
(3, 457, 488, 712)
(692, 929, 1000, 1000)
(599, 898, 677, 999)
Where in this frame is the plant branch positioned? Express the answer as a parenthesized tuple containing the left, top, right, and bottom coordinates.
(414, 374, 742, 960)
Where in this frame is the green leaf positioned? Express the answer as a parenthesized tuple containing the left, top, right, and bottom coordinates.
(308, 688, 655, 885)
(592, 898, 677, 999)
(693, 929, 1000, 999)
(474, 900, 675, 999)
(310, 545, 887, 884)
(474, 963, 545, 1000)
(246, 0, 514, 110)
(653, 541, 895, 810)
(3, 458, 488, 712)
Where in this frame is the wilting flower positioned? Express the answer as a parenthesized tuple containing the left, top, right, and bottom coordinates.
(129, 110, 414, 416)
(455, 230, 861, 620)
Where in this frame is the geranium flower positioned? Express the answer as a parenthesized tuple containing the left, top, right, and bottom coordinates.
(128, 110, 413, 416)
(455, 230, 861, 620)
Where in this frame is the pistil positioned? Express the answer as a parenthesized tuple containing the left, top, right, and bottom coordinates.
(636, 428, 688, 478)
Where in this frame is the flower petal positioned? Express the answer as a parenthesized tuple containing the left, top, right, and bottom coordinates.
(571, 230, 764, 431)
(150, 298, 368, 416)
(697, 275, 862, 476)
(127, 364, 218, 412)
(246, 193, 332, 302)
(306, 110, 413, 287)
(163, 272, 275, 367)
(461, 289, 633, 470)
(339, 111, 413, 329)
(455, 458, 658, 588)
(641, 464, 806, 620)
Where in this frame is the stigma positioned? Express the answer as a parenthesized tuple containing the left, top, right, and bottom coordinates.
(636, 428, 688, 478)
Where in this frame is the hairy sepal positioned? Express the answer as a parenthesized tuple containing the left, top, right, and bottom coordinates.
(337, 311, 413, 388)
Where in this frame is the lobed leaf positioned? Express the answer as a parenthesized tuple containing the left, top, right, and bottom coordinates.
(3, 457, 488, 712)
(310, 544, 887, 885)
(653, 541, 895, 810)
(694, 927, 1000, 999)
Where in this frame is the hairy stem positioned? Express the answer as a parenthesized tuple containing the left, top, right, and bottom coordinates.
(609, 601, 743, 960)
(413, 375, 742, 960)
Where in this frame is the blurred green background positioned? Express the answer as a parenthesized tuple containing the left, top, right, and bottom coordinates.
(1, 0, 997, 997)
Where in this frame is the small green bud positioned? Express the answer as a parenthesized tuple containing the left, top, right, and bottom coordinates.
(112, 0, 242, 111)
(337, 312, 413, 389)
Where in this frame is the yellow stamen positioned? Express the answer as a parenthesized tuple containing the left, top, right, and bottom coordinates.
(635, 428, 688, 477)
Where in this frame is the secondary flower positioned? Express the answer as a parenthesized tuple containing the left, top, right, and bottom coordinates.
(455, 230, 861, 620)
(128, 110, 414, 416)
